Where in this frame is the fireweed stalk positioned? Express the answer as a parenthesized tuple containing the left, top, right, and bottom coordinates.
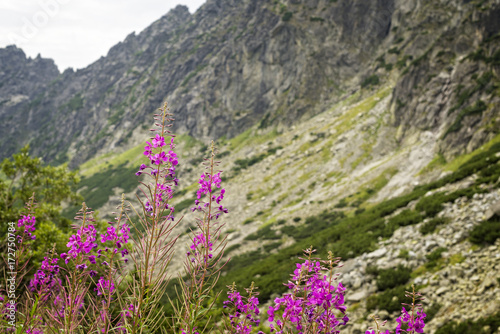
(121, 102, 180, 334)
(171, 142, 229, 334)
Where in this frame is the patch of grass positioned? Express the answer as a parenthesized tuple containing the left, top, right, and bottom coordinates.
(418, 153, 447, 175)
(282, 11, 293, 21)
(263, 241, 283, 252)
(281, 211, 345, 241)
(444, 133, 500, 171)
(79, 143, 145, 177)
(425, 303, 442, 322)
(67, 94, 84, 111)
(383, 210, 423, 237)
(175, 197, 196, 212)
(66, 162, 138, 215)
(334, 86, 392, 136)
(346, 167, 398, 207)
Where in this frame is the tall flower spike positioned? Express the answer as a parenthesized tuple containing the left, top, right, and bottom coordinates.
(395, 285, 426, 334)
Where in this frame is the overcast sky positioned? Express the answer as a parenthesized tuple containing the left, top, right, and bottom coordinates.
(0, 0, 206, 71)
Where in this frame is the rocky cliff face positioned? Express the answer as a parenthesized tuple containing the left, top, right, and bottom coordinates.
(1, 0, 498, 168)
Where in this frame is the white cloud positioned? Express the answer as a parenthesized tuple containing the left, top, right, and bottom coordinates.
(0, 0, 206, 71)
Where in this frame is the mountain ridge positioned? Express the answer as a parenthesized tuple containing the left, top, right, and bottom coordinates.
(2, 0, 498, 169)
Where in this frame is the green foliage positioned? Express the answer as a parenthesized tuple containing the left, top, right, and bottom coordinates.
(225, 243, 241, 254)
(175, 197, 197, 212)
(361, 74, 380, 88)
(244, 224, 280, 241)
(0, 145, 80, 225)
(435, 311, 500, 334)
(425, 247, 447, 269)
(383, 210, 423, 237)
(310, 16, 325, 22)
(366, 285, 408, 313)
(263, 241, 283, 252)
(425, 303, 442, 322)
(65, 162, 137, 215)
(282, 11, 293, 21)
(232, 146, 282, 173)
(445, 100, 487, 137)
(376, 265, 412, 291)
(281, 211, 345, 241)
(388, 47, 400, 55)
(415, 187, 480, 218)
(67, 94, 84, 111)
(0, 145, 80, 284)
(420, 217, 449, 235)
(469, 219, 500, 245)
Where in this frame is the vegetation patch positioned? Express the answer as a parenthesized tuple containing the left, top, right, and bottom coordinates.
(469, 219, 500, 245)
(435, 311, 500, 334)
(420, 217, 449, 235)
(375, 265, 412, 291)
(444, 100, 488, 137)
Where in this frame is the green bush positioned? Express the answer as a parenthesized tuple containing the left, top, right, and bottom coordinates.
(366, 285, 407, 313)
(435, 311, 500, 334)
(469, 219, 500, 245)
(426, 247, 447, 269)
(420, 217, 449, 235)
(282, 11, 293, 21)
(361, 74, 380, 88)
(244, 224, 280, 241)
(376, 265, 412, 291)
(425, 303, 442, 322)
(384, 210, 423, 236)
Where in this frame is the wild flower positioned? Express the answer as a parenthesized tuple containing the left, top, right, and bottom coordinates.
(268, 248, 349, 334)
(172, 141, 229, 334)
(395, 285, 426, 334)
(223, 282, 261, 334)
(17, 214, 36, 241)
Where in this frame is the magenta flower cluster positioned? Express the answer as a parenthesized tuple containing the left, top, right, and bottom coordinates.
(396, 307, 426, 333)
(17, 214, 36, 241)
(223, 289, 261, 334)
(191, 172, 228, 220)
(267, 258, 348, 334)
(143, 134, 178, 167)
(28, 256, 61, 297)
(187, 232, 213, 263)
(61, 224, 98, 264)
(95, 277, 115, 296)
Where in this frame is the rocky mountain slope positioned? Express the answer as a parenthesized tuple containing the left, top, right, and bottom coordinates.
(1, 0, 499, 168)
